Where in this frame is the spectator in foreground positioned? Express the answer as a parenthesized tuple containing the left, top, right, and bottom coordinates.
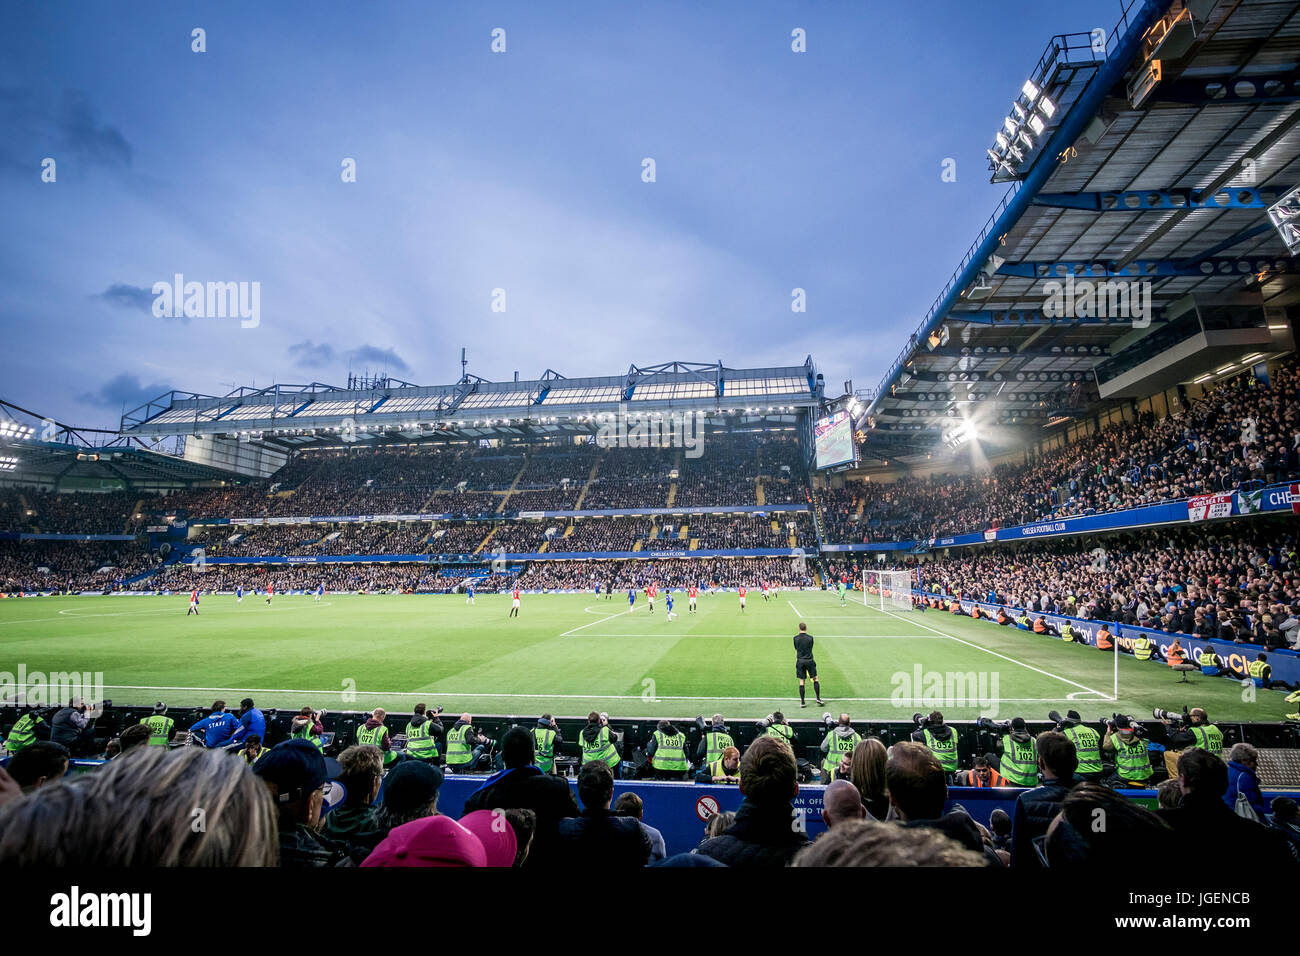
(822, 779, 868, 829)
(321, 744, 386, 858)
(254, 738, 349, 868)
(1044, 784, 1174, 868)
(1224, 742, 1270, 820)
(1269, 797, 1300, 857)
(6, 741, 69, 793)
(555, 761, 652, 867)
(885, 741, 1002, 866)
(700, 810, 736, 845)
(614, 791, 667, 862)
(362, 816, 486, 868)
(460, 726, 578, 868)
(695, 736, 812, 867)
(114, 723, 152, 758)
(373, 760, 444, 836)
(1159, 748, 1294, 868)
(1010, 731, 1079, 869)
(847, 736, 890, 820)
(793, 820, 984, 867)
(459, 810, 520, 867)
(0, 747, 277, 866)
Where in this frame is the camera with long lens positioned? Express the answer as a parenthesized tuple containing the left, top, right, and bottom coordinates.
(977, 716, 1011, 734)
(1153, 707, 1187, 728)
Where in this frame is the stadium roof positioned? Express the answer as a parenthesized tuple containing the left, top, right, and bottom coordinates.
(0, 397, 237, 486)
(861, 0, 1300, 462)
(119, 359, 824, 450)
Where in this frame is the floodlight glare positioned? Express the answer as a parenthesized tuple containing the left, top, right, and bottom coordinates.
(1022, 79, 1040, 101)
(1027, 114, 1046, 136)
(1038, 95, 1056, 119)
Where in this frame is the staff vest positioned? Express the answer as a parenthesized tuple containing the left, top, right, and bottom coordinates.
(1248, 659, 1268, 682)
(652, 731, 688, 772)
(445, 724, 474, 766)
(766, 723, 794, 745)
(822, 730, 860, 774)
(998, 734, 1038, 787)
(1062, 724, 1103, 774)
(405, 719, 439, 760)
(581, 726, 620, 769)
(357, 723, 396, 765)
(292, 722, 324, 751)
(1200, 652, 1221, 672)
(1113, 734, 1152, 782)
(707, 758, 740, 783)
(704, 730, 734, 765)
(6, 713, 43, 754)
(140, 714, 174, 747)
(1097, 629, 1113, 650)
(1167, 646, 1186, 667)
(1133, 637, 1154, 661)
(533, 727, 557, 772)
(923, 727, 959, 772)
(1189, 724, 1223, 758)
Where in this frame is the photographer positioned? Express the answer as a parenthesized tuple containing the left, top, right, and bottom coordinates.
(445, 713, 491, 773)
(49, 697, 98, 758)
(1051, 710, 1104, 781)
(819, 713, 861, 784)
(3, 707, 51, 756)
(910, 710, 959, 780)
(404, 703, 443, 764)
(532, 714, 562, 774)
(758, 711, 795, 747)
(1101, 714, 1154, 788)
(290, 706, 326, 751)
(694, 714, 735, 770)
(979, 716, 1038, 788)
(578, 711, 622, 777)
(646, 719, 689, 780)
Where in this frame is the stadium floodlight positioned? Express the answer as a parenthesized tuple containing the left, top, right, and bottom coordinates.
(988, 75, 1058, 182)
(1268, 185, 1300, 253)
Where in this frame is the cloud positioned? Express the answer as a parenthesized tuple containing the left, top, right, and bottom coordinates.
(288, 340, 335, 369)
(346, 345, 408, 373)
(95, 283, 155, 313)
(58, 90, 132, 168)
(77, 373, 171, 412)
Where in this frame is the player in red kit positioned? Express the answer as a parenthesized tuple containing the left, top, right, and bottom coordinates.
(739, 585, 747, 613)
(647, 583, 656, 613)
(187, 588, 200, 616)
(688, 584, 698, 614)
(509, 584, 521, 618)
(265, 581, 274, 606)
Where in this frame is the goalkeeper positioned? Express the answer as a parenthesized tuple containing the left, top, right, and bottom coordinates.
(837, 577, 847, 607)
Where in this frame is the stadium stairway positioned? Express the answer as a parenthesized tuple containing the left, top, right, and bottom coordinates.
(755, 478, 765, 506)
(677, 523, 688, 540)
(471, 529, 496, 554)
(495, 459, 530, 513)
(571, 459, 601, 510)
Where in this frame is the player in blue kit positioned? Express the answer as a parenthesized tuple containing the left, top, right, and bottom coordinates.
(628, 587, 636, 614)
(235, 584, 244, 604)
(314, 582, 324, 602)
(665, 591, 676, 622)
(465, 583, 475, 605)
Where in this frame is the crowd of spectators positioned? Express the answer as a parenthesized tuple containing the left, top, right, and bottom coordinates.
(916, 523, 1300, 648)
(0, 540, 155, 592)
(823, 359, 1300, 544)
(0, 489, 152, 535)
(511, 556, 816, 590)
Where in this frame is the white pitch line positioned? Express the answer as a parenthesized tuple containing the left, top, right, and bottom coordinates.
(787, 599, 803, 618)
(560, 605, 642, 636)
(76, 683, 1098, 704)
(868, 605, 1112, 699)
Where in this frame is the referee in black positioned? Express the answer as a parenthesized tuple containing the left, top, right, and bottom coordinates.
(794, 622, 824, 708)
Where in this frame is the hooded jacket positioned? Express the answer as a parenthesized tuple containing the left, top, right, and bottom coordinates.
(695, 797, 812, 867)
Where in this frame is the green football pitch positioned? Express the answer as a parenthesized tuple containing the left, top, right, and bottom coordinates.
(0, 590, 1286, 723)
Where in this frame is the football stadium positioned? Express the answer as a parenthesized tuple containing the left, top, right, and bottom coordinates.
(4, 0, 1300, 907)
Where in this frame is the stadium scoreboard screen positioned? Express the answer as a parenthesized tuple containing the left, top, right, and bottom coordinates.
(814, 410, 856, 470)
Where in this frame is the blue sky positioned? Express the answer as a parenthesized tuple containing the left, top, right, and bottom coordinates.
(0, 0, 1125, 427)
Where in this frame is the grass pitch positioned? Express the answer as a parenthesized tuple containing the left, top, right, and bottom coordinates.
(0, 590, 1286, 722)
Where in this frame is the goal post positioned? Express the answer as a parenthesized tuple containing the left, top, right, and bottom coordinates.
(861, 569, 914, 612)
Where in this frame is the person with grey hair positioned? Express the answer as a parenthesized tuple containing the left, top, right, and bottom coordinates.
(822, 779, 867, 829)
(0, 746, 277, 866)
(793, 820, 985, 867)
(1225, 742, 1270, 820)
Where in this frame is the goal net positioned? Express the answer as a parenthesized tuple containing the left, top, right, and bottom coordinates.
(861, 569, 913, 612)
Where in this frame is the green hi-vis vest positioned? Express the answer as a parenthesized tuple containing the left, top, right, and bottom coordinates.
(581, 726, 620, 769)
(766, 723, 794, 745)
(707, 758, 739, 784)
(1017, 615, 1032, 628)
(140, 714, 174, 747)
(1113, 734, 1152, 782)
(292, 723, 324, 750)
(445, 724, 473, 766)
(1190, 724, 1223, 758)
(998, 734, 1038, 786)
(1201, 652, 1221, 669)
(405, 719, 439, 760)
(1062, 624, 1078, 641)
(1248, 660, 1268, 680)
(652, 731, 688, 772)
(704, 730, 735, 765)
(1133, 637, 1154, 661)
(533, 727, 557, 772)
(6, 713, 43, 754)
(1063, 724, 1103, 774)
(357, 723, 396, 764)
(822, 730, 861, 774)
(924, 727, 959, 772)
